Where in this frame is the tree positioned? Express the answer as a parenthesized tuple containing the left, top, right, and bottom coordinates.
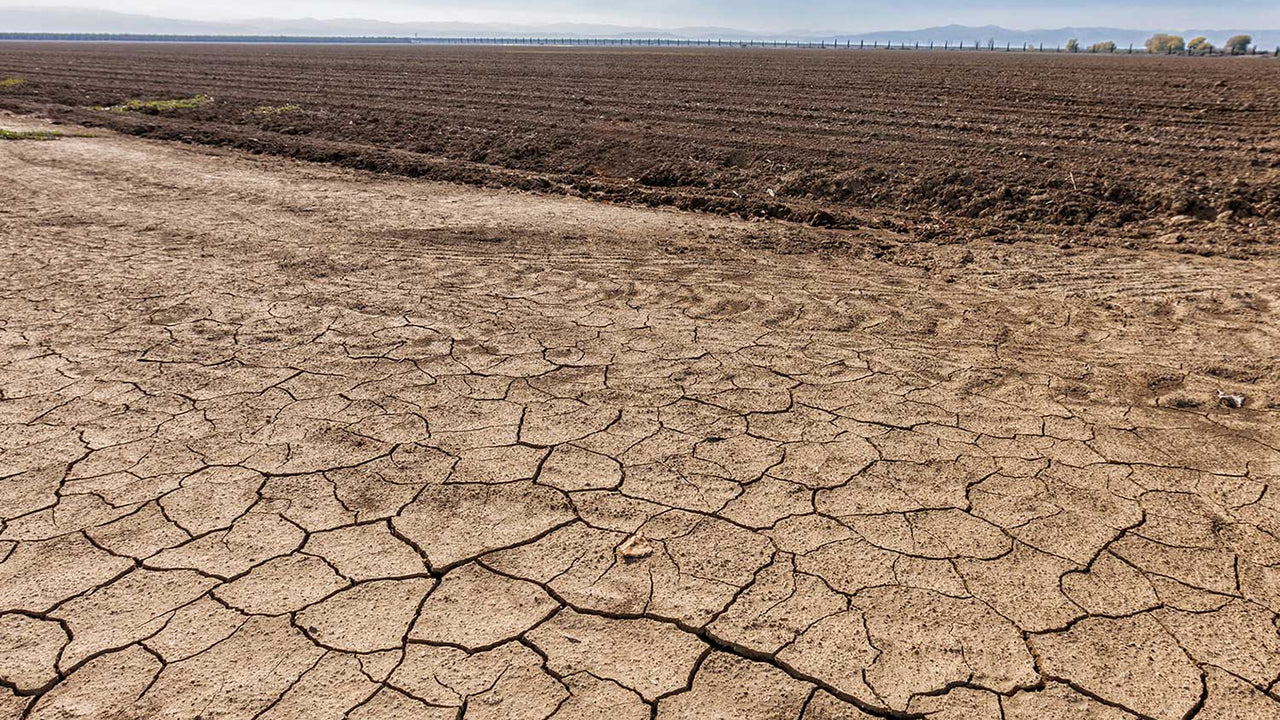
(1088, 41, 1117, 53)
(1188, 36, 1213, 54)
(1145, 34, 1185, 53)
(1065, 38, 1079, 52)
(1225, 34, 1252, 54)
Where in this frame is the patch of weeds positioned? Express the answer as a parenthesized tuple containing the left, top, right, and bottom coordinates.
(0, 128, 61, 141)
(251, 104, 301, 115)
(98, 94, 212, 114)
(0, 77, 24, 88)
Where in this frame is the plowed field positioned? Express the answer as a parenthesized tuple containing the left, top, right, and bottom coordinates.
(1, 43, 1277, 254)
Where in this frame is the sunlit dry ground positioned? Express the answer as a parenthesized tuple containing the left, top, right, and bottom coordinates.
(2, 115, 1279, 720)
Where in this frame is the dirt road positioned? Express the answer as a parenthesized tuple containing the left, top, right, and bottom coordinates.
(2, 115, 1279, 719)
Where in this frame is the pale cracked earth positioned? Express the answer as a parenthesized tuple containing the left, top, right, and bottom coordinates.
(2, 113, 1280, 720)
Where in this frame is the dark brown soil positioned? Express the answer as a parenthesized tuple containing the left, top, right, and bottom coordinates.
(1, 43, 1277, 254)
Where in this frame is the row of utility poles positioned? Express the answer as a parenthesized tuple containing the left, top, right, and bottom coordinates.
(413, 37, 1277, 55)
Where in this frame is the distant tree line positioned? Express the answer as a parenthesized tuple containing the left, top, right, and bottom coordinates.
(1188, 37, 1214, 54)
(1065, 33, 1257, 55)
(1145, 33, 1253, 54)
(1065, 38, 1118, 53)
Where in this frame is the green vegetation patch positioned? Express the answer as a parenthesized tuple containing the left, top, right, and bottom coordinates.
(99, 94, 212, 113)
(0, 128, 62, 141)
(0, 77, 25, 88)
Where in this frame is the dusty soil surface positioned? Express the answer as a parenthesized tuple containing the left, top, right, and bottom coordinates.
(2, 114, 1280, 720)
(0, 44, 1277, 255)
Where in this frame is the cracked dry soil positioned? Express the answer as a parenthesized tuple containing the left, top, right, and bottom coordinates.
(1, 115, 1279, 720)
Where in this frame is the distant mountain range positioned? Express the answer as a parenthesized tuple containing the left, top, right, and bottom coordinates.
(2, 7, 1276, 49)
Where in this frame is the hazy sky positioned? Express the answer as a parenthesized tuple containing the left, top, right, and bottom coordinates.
(5, 1, 1278, 30)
